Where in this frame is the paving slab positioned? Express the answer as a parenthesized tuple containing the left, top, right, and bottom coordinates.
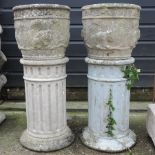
(0, 111, 154, 155)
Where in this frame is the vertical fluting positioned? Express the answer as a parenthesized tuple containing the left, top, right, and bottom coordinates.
(24, 64, 67, 135)
(48, 84, 52, 131)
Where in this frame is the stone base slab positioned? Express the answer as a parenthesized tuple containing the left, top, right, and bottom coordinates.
(80, 127, 136, 152)
(146, 104, 155, 145)
(20, 128, 74, 152)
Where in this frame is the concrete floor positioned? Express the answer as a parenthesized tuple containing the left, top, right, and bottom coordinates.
(0, 110, 154, 155)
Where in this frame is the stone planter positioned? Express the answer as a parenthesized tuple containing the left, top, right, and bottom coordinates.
(13, 4, 74, 152)
(82, 3, 141, 60)
(13, 4, 70, 60)
(0, 25, 7, 123)
(81, 3, 141, 152)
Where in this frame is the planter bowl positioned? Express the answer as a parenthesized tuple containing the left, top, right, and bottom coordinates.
(82, 3, 141, 60)
(13, 4, 70, 60)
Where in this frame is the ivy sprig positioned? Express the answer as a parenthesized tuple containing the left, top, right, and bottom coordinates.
(106, 89, 116, 137)
(122, 65, 140, 90)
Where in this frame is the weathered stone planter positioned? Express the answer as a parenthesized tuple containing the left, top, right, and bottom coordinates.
(0, 25, 7, 123)
(13, 4, 74, 152)
(81, 3, 141, 152)
(82, 3, 141, 60)
(13, 4, 70, 60)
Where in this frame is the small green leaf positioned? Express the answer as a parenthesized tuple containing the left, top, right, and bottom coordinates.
(129, 151, 133, 155)
(123, 65, 140, 90)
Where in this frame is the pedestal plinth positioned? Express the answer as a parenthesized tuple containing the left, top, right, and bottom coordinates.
(20, 58, 74, 151)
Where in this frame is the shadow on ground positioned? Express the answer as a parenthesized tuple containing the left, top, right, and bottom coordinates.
(0, 112, 154, 155)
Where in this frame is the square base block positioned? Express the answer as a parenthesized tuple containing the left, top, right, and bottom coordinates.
(146, 104, 155, 145)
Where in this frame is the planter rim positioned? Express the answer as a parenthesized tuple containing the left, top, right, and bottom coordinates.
(82, 3, 141, 10)
(85, 57, 135, 66)
(20, 57, 69, 66)
(13, 4, 70, 11)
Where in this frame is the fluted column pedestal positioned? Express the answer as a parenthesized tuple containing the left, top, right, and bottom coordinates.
(20, 58, 74, 151)
(81, 57, 136, 152)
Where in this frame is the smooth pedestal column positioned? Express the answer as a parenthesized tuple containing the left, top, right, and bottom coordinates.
(81, 58, 136, 152)
(81, 3, 141, 152)
(0, 25, 7, 123)
(13, 4, 74, 151)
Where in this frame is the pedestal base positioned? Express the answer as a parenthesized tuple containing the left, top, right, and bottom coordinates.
(0, 112, 6, 124)
(20, 128, 74, 152)
(81, 127, 136, 152)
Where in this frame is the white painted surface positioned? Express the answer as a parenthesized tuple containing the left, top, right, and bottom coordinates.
(81, 58, 136, 152)
(81, 3, 140, 152)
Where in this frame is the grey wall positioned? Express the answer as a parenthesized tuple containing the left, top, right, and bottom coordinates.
(0, 0, 155, 88)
